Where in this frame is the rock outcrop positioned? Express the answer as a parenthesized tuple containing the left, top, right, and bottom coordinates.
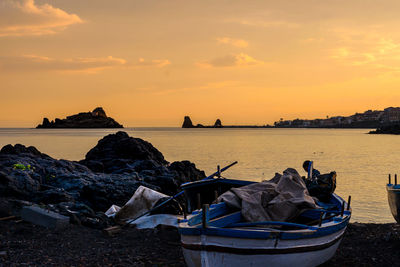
(81, 131, 168, 173)
(36, 107, 123, 128)
(181, 116, 221, 128)
(369, 124, 400, 135)
(182, 116, 194, 128)
(214, 119, 222, 128)
(0, 131, 205, 228)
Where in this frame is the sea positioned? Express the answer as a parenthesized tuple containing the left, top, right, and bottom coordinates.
(0, 127, 397, 223)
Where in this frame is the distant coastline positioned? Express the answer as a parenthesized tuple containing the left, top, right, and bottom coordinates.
(182, 107, 400, 130)
(181, 115, 382, 129)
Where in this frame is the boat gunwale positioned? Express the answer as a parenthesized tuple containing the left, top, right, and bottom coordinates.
(179, 193, 351, 240)
(179, 213, 350, 240)
(387, 184, 400, 191)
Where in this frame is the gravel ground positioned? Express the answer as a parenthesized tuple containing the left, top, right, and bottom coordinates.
(1, 219, 400, 266)
(0, 220, 184, 267)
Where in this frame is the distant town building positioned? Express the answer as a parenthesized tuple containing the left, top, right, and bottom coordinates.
(383, 107, 400, 123)
(273, 107, 394, 128)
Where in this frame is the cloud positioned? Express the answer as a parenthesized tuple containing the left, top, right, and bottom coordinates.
(0, 0, 83, 37)
(198, 53, 265, 68)
(217, 37, 248, 48)
(330, 31, 400, 69)
(134, 58, 171, 68)
(0, 55, 171, 73)
(0, 55, 126, 73)
(225, 18, 299, 29)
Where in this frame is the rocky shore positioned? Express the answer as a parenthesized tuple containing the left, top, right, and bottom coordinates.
(0, 131, 205, 228)
(36, 107, 123, 128)
(369, 124, 400, 135)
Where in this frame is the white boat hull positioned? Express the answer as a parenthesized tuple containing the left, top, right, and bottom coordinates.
(181, 227, 346, 267)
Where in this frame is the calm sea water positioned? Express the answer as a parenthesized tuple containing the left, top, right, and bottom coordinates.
(0, 127, 397, 223)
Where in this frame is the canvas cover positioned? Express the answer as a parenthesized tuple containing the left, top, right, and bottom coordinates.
(217, 168, 318, 222)
(114, 186, 169, 221)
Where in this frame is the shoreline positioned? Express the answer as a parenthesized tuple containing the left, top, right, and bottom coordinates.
(1, 219, 399, 266)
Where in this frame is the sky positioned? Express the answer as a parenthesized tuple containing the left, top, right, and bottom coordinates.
(1, 0, 400, 127)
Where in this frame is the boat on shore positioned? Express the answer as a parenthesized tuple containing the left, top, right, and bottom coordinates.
(387, 174, 400, 223)
(179, 193, 351, 267)
(178, 165, 351, 267)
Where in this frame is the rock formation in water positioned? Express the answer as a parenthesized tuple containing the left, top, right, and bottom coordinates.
(181, 116, 224, 128)
(214, 119, 222, 128)
(36, 107, 123, 128)
(0, 131, 205, 228)
(369, 124, 400, 135)
(182, 116, 194, 128)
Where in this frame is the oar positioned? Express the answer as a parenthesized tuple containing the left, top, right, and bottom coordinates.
(204, 161, 238, 180)
(126, 161, 238, 223)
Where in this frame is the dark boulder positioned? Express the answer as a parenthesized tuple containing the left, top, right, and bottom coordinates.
(1, 144, 49, 158)
(0, 144, 145, 213)
(81, 131, 167, 173)
(168, 160, 206, 184)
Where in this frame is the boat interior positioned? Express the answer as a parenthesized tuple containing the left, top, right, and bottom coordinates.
(180, 179, 351, 231)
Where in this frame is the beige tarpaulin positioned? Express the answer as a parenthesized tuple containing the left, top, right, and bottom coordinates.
(217, 168, 318, 222)
(114, 186, 169, 221)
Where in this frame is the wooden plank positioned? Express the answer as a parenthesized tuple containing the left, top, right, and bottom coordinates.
(207, 211, 242, 228)
(188, 202, 228, 226)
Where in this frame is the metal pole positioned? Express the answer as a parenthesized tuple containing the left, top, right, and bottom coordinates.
(347, 196, 351, 211)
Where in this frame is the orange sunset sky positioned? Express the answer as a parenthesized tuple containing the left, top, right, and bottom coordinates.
(1, 0, 400, 127)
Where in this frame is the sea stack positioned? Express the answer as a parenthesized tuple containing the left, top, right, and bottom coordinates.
(182, 116, 194, 128)
(36, 107, 123, 128)
(214, 119, 222, 128)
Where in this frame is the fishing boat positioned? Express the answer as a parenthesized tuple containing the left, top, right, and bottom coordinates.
(179, 186, 351, 267)
(387, 174, 400, 223)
